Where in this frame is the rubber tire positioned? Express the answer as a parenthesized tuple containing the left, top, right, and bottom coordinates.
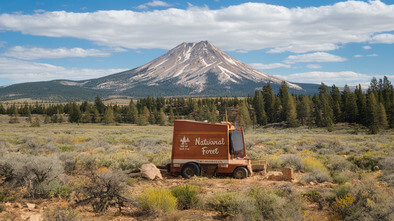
(181, 163, 201, 179)
(233, 167, 249, 179)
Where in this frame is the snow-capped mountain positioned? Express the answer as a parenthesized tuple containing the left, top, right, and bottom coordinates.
(0, 41, 315, 101)
(81, 41, 302, 95)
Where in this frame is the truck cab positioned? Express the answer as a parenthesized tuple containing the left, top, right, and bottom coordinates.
(170, 120, 252, 179)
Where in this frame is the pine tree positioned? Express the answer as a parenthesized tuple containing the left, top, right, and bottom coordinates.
(366, 93, 379, 134)
(137, 106, 150, 126)
(208, 105, 218, 123)
(331, 85, 342, 123)
(91, 108, 101, 123)
(377, 102, 389, 129)
(296, 95, 312, 125)
(253, 90, 267, 126)
(0, 103, 5, 114)
(168, 108, 175, 124)
(103, 107, 115, 124)
(237, 101, 251, 127)
(82, 110, 92, 123)
(94, 96, 106, 114)
(286, 96, 298, 127)
(355, 84, 367, 125)
(279, 81, 290, 122)
(263, 83, 275, 123)
(342, 85, 358, 123)
(125, 99, 138, 124)
(69, 102, 82, 123)
(149, 109, 157, 124)
(156, 108, 168, 126)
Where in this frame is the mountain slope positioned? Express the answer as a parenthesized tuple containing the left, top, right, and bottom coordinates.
(0, 41, 317, 101)
(81, 41, 302, 95)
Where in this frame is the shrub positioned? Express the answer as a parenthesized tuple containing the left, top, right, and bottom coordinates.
(280, 154, 302, 171)
(30, 116, 40, 127)
(19, 155, 64, 198)
(329, 181, 393, 220)
(74, 169, 128, 212)
(116, 153, 149, 171)
(330, 193, 356, 219)
(207, 192, 258, 218)
(332, 170, 356, 184)
(171, 184, 201, 210)
(249, 187, 303, 220)
(0, 204, 4, 213)
(43, 206, 78, 221)
(303, 191, 323, 210)
(302, 168, 332, 183)
(378, 171, 394, 186)
(348, 155, 379, 171)
(138, 187, 177, 213)
(0, 154, 64, 198)
(301, 156, 327, 172)
(324, 155, 354, 172)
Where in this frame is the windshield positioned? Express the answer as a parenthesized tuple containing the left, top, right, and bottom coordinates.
(229, 130, 244, 156)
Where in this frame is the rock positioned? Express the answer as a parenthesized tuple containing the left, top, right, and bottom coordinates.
(140, 163, 163, 180)
(26, 203, 36, 210)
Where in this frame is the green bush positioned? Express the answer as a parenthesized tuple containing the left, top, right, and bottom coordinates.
(171, 184, 201, 210)
(207, 192, 259, 219)
(280, 154, 302, 171)
(42, 206, 78, 221)
(75, 169, 128, 213)
(348, 155, 379, 171)
(249, 187, 303, 220)
(207, 192, 237, 217)
(138, 187, 177, 213)
(0, 154, 64, 198)
(302, 168, 332, 183)
(331, 170, 356, 184)
(329, 181, 393, 221)
(0, 204, 4, 213)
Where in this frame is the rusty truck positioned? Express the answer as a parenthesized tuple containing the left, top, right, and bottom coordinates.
(169, 120, 266, 179)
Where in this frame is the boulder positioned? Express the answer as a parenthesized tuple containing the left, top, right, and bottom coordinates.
(140, 163, 163, 180)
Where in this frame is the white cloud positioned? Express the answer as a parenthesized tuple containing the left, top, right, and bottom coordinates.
(136, 1, 171, 10)
(307, 64, 322, 69)
(268, 44, 339, 54)
(3, 46, 110, 60)
(0, 57, 126, 84)
(370, 33, 394, 44)
(363, 45, 372, 49)
(0, 1, 392, 52)
(354, 53, 378, 58)
(249, 63, 291, 69)
(276, 71, 394, 86)
(284, 52, 346, 64)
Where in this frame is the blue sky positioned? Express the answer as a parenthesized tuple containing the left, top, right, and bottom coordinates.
(0, 0, 393, 88)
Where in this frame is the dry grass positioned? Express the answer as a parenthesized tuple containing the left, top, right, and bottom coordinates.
(0, 115, 393, 220)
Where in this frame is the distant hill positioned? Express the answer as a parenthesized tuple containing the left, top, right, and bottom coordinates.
(0, 41, 320, 101)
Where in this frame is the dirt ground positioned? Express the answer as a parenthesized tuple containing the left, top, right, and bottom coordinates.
(1, 170, 334, 221)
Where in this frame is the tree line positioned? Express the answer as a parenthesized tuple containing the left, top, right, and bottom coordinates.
(0, 76, 392, 134)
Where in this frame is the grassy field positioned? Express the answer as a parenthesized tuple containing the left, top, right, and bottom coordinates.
(0, 115, 393, 220)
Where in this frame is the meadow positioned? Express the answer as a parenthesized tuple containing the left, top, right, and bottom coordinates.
(0, 115, 393, 220)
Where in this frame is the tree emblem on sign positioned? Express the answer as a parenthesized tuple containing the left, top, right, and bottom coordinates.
(180, 136, 190, 147)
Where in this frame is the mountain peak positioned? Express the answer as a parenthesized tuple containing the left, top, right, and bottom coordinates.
(0, 41, 311, 100)
(87, 41, 303, 95)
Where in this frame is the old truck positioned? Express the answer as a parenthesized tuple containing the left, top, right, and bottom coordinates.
(169, 120, 266, 179)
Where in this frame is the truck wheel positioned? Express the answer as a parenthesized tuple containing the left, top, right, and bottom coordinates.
(233, 167, 248, 179)
(181, 163, 201, 179)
